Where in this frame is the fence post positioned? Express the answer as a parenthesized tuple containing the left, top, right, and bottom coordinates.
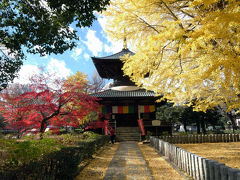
(186, 151, 191, 176)
(184, 150, 188, 175)
(221, 134, 224, 142)
(202, 158, 211, 180)
(183, 135, 187, 144)
(234, 134, 237, 142)
(228, 168, 240, 180)
(227, 134, 230, 142)
(215, 134, 218, 142)
(198, 157, 205, 180)
(178, 148, 182, 170)
(155, 137, 158, 149)
(174, 146, 178, 165)
(238, 134, 240, 142)
(161, 141, 165, 156)
(208, 160, 219, 180)
(164, 142, 168, 157)
(161, 140, 164, 155)
(220, 165, 228, 180)
(195, 135, 198, 143)
(214, 163, 225, 180)
(230, 134, 233, 142)
(156, 138, 159, 151)
(190, 153, 196, 179)
(187, 135, 190, 144)
(150, 136, 153, 146)
(199, 134, 202, 143)
(194, 155, 200, 180)
(217, 134, 221, 142)
(202, 135, 206, 143)
(181, 149, 185, 171)
(158, 139, 161, 155)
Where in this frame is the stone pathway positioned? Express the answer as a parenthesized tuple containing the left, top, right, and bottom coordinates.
(103, 141, 153, 180)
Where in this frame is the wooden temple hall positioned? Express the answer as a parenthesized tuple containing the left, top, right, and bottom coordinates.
(90, 46, 170, 141)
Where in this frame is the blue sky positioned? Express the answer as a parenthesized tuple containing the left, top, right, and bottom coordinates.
(14, 15, 123, 84)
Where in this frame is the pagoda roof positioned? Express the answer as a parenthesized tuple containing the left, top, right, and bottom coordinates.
(90, 89, 155, 98)
(92, 48, 135, 79)
(93, 48, 134, 60)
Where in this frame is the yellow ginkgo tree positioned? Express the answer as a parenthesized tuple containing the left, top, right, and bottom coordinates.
(104, 0, 240, 112)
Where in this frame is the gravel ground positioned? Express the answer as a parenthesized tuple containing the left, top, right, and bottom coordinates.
(75, 143, 119, 180)
(75, 142, 184, 180)
(177, 142, 240, 169)
(138, 143, 185, 180)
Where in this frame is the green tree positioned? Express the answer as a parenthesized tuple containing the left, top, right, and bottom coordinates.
(0, 49, 22, 91)
(156, 104, 222, 134)
(0, 0, 110, 90)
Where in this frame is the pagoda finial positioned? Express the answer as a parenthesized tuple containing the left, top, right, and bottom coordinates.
(123, 37, 127, 49)
(123, 29, 127, 49)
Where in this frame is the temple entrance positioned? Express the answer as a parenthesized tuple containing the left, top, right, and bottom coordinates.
(115, 113, 138, 127)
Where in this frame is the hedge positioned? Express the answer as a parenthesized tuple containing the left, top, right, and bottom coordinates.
(0, 134, 110, 180)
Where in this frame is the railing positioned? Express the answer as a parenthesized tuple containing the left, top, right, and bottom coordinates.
(158, 134, 240, 144)
(150, 136, 240, 180)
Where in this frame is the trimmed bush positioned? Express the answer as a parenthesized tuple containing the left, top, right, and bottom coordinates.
(0, 134, 110, 180)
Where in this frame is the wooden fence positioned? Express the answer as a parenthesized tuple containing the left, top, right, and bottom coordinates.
(158, 134, 240, 144)
(150, 136, 240, 180)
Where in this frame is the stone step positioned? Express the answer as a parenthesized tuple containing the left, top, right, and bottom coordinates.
(117, 131, 140, 134)
(117, 135, 140, 139)
(116, 127, 140, 133)
(117, 136, 140, 141)
(115, 127, 141, 141)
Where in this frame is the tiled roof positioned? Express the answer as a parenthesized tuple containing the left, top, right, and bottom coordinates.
(90, 89, 155, 98)
(93, 48, 134, 60)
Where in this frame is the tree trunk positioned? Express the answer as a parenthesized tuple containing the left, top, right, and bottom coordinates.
(201, 120, 206, 134)
(196, 119, 201, 134)
(183, 123, 188, 132)
(39, 119, 47, 139)
(228, 113, 237, 133)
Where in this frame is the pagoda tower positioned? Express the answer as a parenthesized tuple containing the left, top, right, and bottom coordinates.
(92, 47, 136, 88)
(90, 47, 170, 140)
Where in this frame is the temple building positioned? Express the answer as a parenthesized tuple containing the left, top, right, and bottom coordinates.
(90, 46, 170, 140)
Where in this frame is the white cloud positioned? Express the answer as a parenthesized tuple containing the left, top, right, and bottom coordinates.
(98, 15, 107, 32)
(84, 30, 103, 56)
(13, 58, 72, 84)
(74, 48, 82, 56)
(71, 47, 83, 61)
(69, 26, 75, 33)
(98, 15, 124, 53)
(104, 44, 112, 53)
(83, 53, 90, 60)
(47, 58, 72, 79)
(105, 42, 123, 53)
(14, 64, 41, 84)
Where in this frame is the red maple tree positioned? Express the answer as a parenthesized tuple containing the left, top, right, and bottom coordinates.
(0, 71, 100, 138)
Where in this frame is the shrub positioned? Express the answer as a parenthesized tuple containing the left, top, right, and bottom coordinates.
(0, 133, 109, 179)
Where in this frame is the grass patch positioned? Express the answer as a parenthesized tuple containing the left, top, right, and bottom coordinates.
(0, 132, 110, 179)
(177, 142, 240, 169)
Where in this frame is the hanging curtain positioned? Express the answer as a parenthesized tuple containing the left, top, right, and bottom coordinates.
(99, 105, 155, 114)
(138, 105, 155, 113)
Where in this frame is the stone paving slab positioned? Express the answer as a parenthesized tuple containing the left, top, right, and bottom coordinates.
(103, 141, 153, 180)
